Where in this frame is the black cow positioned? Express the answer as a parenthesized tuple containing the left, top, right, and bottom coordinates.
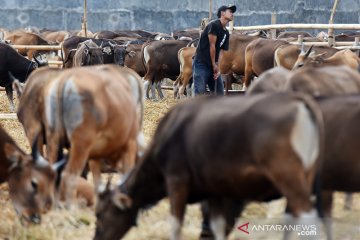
(73, 40, 104, 67)
(0, 43, 47, 111)
(62, 36, 135, 68)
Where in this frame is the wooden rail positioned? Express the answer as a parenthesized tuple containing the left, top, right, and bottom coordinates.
(11, 45, 62, 51)
(230, 23, 360, 31)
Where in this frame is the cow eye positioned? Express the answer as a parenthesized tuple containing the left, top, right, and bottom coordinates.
(31, 179, 38, 192)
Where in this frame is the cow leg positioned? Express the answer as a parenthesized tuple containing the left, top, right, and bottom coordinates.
(200, 201, 214, 240)
(88, 159, 102, 192)
(222, 74, 232, 94)
(150, 82, 157, 100)
(344, 192, 353, 210)
(179, 84, 186, 99)
(116, 138, 137, 173)
(208, 199, 243, 240)
(243, 64, 254, 91)
(173, 77, 180, 99)
(186, 82, 193, 98)
(166, 176, 188, 240)
(61, 142, 92, 209)
(156, 81, 165, 99)
(143, 80, 151, 100)
(5, 85, 15, 112)
(320, 191, 333, 240)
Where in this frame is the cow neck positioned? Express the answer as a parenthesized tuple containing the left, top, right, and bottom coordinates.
(121, 155, 166, 209)
(25, 61, 35, 79)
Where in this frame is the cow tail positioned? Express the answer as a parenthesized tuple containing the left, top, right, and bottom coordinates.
(55, 78, 68, 161)
(140, 41, 151, 72)
(295, 93, 325, 218)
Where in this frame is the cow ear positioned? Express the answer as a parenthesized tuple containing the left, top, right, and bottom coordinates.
(111, 191, 132, 210)
(4, 143, 23, 171)
(13, 79, 24, 98)
(127, 50, 136, 58)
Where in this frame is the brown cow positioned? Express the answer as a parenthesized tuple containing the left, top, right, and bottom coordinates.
(94, 92, 324, 240)
(220, 34, 260, 92)
(5, 30, 53, 59)
(243, 38, 289, 90)
(247, 67, 360, 239)
(173, 35, 263, 96)
(124, 44, 146, 77)
(248, 65, 360, 97)
(19, 65, 144, 208)
(41, 30, 69, 44)
(0, 126, 59, 224)
(142, 40, 188, 99)
(292, 47, 360, 70)
(277, 31, 313, 39)
(275, 44, 339, 70)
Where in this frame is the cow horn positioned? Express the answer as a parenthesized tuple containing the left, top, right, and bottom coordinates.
(33, 54, 41, 66)
(108, 41, 115, 48)
(84, 42, 90, 49)
(52, 158, 66, 172)
(304, 45, 314, 58)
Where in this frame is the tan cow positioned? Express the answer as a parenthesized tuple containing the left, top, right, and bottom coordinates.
(292, 47, 360, 70)
(173, 47, 195, 99)
(5, 30, 53, 59)
(274, 45, 338, 70)
(41, 30, 70, 44)
(0, 126, 59, 225)
(243, 38, 289, 90)
(18, 65, 144, 207)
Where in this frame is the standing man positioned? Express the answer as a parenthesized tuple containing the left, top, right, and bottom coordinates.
(192, 4, 236, 96)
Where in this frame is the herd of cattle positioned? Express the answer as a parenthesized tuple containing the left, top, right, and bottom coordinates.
(0, 26, 360, 239)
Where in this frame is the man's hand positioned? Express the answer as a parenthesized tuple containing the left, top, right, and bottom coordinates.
(213, 63, 220, 80)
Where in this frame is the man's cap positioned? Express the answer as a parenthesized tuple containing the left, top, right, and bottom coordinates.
(217, 4, 237, 18)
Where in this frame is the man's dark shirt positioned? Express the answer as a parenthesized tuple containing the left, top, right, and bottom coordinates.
(194, 19, 230, 69)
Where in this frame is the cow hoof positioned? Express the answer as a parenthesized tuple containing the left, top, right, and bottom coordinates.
(199, 229, 214, 240)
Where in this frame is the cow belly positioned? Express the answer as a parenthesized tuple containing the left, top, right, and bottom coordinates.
(196, 165, 278, 201)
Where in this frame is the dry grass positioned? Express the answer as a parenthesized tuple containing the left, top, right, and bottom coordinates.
(0, 90, 359, 239)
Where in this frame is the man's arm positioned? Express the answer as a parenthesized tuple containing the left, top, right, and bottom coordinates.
(208, 33, 219, 79)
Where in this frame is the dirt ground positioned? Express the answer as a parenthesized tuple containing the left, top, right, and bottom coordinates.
(0, 90, 359, 240)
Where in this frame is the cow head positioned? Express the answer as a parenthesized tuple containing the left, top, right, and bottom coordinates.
(292, 45, 327, 70)
(83, 41, 104, 65)
(77, 40, 104, 66)
(33, 54, 49, 67)
(5, 138, 62, 225)
(94, 180, 137, 240)
(109, 42, 136, 66)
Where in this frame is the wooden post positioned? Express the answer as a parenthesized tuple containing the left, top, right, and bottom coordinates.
(328, 0, 340, 46)
(209, 0, 212, 20)
(297, 35, 304, 45)
(270, 12, 277, 39)
(82, 0, 88, 37)
(354, 36, 360, 56)
(229, 20, 234, 34)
